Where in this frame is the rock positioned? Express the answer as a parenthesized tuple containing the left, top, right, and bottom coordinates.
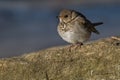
(0, 36, 120, 80)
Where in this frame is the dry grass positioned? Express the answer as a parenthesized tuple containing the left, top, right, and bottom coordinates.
(0, 36, 120, 80)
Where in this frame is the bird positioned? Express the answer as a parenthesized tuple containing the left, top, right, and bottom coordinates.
(57, 9, 103, 47)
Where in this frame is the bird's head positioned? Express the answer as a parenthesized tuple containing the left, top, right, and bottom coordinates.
(58, 9, 79, 23)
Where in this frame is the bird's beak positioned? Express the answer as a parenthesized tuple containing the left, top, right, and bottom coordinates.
(56, 16, 62, 18)
(56, 16, 59, 18)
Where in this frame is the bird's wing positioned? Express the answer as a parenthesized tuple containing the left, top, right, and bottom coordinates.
(72, 11, 101, 34)
(84, 19, 100, 34)
(76, 17, 100, 34)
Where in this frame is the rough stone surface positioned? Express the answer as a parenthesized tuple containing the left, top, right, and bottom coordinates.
(0, 36, 120, 80)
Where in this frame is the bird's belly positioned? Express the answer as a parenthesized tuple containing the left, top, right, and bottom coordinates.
(60, 31, 91, 43)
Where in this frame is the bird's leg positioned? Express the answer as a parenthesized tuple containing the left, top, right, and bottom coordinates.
(67, 44, 75, 52)
(67, 42, 83, 51)
(74, 42, 83, 49)
(76, 42, 83, 46)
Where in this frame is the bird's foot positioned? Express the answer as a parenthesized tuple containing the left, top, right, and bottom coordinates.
(67, 44, 75, 52)
(67, 42, 83, 52)
(74, 42, 83, 49)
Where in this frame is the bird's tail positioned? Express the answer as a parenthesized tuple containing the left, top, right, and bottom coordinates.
(92, 22, 103, 26)
(91, 22, 103, 34)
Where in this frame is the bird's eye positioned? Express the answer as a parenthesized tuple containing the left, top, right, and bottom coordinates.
(64, 15, 68, 18)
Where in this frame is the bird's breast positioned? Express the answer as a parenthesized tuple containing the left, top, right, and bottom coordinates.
(58, 22, 91, 43)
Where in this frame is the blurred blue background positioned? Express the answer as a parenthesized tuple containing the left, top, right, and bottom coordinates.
(0, 1, 120, 58)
